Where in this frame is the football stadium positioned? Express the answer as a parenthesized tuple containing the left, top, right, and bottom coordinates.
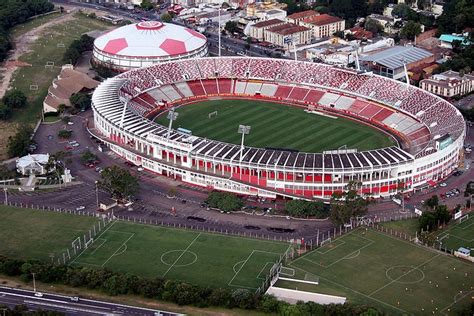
(90, 57, 466, 200)
(92, 21, 208, 72)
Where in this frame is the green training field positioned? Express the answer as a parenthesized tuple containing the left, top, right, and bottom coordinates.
(287, 228, 473, 315)
(155, 99, 396, 152)
(435, 215, 474, 252)
(0, 206, 99, 261)
(71, 221, 290, 290)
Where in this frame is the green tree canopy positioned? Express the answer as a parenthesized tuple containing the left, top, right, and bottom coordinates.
(330, 181, 373, 226)
(99, 165, 139, 201)
(364, 18, 383, 34)
(206, 191, 243, 212)
(400, 21, 422, 40)
(224, 21, 239, 34)
(7, 125, 33, 158)
(69, 92, 91, 110)
(2, 90, 27, 109)
(285, 200, 328, 218)
(160, 13, 172, 23)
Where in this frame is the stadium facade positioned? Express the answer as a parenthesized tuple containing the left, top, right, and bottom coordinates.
(92, 21, 208, 72)
(91, 57, 465, 200)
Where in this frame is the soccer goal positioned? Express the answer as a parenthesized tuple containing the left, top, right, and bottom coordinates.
(320, 237, 332, 247)
(71, 237, 81, 254)
(280, 266, 295, 277)
(208, 111, 218, 119)
(84, 238, 94, 249)
(29, 85, 38, 91)
(57, 43, 65, 48)
(459, 214, 469, 224)
(45, 61, 55, 69)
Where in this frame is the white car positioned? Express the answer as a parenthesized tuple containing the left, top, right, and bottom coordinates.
(76, 206, 85, 211)
(67, 122, 74, 125)
(439, 183, 447, 187)
(72, 143, 80, 147)
(70, 296, 79, 302)
(137, 167, 144, 172)
(34, 292, 43, 297)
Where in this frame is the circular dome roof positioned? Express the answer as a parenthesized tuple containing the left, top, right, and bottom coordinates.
(94, 21, 207, 58)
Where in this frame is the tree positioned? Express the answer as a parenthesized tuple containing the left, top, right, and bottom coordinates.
(391, 4, 417, 20)
(57, 129, 72, 139)
(424, 195, 439, 210)
(160, 13, 172, 23)
(400, 21, 421, 40)
(285, 200, 328, 218)
(364, 18, 383, 35)
(140, 0, 154, 10)
(80, 150, 97, 164)
(99, 165, 139, 201)
(206, 191, 243, 212)
(7, 125, 33, 158)
(69, 92, 91, 110)
(224, 21, 239, 34)
(3, 90, 27, 109)
(330, 181, 373, 226)
(0, 102, 12, 120)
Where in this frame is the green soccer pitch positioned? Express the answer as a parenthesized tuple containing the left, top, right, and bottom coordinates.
(154, 99, 397, 152)
(435, 215, 474, 252)
(70, 221, 290, 290)
(287, 228, 474, 315)
(0, 206, 99, 261)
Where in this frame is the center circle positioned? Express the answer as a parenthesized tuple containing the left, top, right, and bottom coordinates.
(161, 250, 197, 267)
(386, 265, 425, 284)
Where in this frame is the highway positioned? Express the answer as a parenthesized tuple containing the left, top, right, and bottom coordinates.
(0, 287, 180, 315)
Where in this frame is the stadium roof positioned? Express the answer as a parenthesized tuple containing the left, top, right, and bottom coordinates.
(360, 46, 433, 70)
(94, 21, 207, 58)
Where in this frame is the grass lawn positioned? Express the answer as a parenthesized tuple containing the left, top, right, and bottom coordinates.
(0, 206, 99, 261)
(435, 215, 474, 252)
(10, 12, 62, 38)
(379, 218, 419, 237)
(288, 228, 473, 315)
(155, 99, 396, 152)
(70, 221, 290, 290)
(9, 13, 110, 125)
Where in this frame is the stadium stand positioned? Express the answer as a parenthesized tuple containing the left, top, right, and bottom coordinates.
(202, 79, 219, 95)
(218, 78, 232, 94)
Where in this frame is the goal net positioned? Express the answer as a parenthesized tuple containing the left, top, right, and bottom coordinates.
(85, 238, 94, 249)
(459, 214, 469, 224)
(208, 111, 218, 119)
(280, 266, 295, 277)
(320, 237, 332, 247)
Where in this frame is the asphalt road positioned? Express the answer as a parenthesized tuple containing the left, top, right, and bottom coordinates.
(0, 286, 179, 315)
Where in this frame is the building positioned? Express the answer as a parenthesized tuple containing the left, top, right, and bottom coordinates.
(300, 14, 345, 39)
(360, 46, 434, 80)
(286, 10, 319, 25)
(91, 57, 465, 200)
(264, 23, 312, 47)
(248, 18, 285, 40)
(16, 154, 51, 176)
(420, 70, 474, 98)
(438, 34, 471, 49)
(367, 14, 401, 34)
(92, 21, 208, 72)
(193, 10, 232, 25)
(43, 65, 99, 113)
(347, 26, 373, 40)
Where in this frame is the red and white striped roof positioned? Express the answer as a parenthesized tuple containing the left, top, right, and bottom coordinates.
(94, 21, 207, 58)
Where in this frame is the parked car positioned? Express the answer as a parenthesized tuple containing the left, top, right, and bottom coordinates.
(439, 182, 447, 187)
(76, 206, 85, 211)
(34, 292, 43, 297)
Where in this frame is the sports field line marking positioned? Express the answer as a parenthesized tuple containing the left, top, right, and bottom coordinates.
(101, 233, 135, 267)
(440, 290, 474, 314)
(228, 250, 255, 287)
(72, 261, 101, 267)
(256, 262, 274, 280)
(299, 239, 374, 269)
(69, 220, 117, 265)
(162, 233, 201, 278)
(368, 254, 440, 297)
(90, 238, 106, 255)
(288, 264, 408, 314)
(316, 240, 345, 254)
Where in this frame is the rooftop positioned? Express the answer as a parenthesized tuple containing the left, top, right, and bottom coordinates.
(252, 18, 284, 28)
(302, 14, 343, 26)
(439, 34, 471, 45)
(360, 46, 433, 70)
(266, 23, 310, 35)
(287, 10, 319, 20)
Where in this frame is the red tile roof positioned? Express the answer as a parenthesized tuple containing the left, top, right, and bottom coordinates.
(303, 14, 343, 26)
(287, 10, 319, 20)
(253, 18, 284, 28)
(267, 23, 310, 35)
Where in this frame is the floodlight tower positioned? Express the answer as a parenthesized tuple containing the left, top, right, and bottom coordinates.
(238, 125, 251, 161)
(218, 7, 222, 57)
(401, 58, 410, 86)
(167, 108, 179, 139)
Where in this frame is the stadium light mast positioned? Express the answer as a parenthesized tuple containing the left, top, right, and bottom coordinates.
(401, 58, 410, 87)
(167, 108, 179, 139)
(238, 125, 251, 161)
(218, 7, 222, 57)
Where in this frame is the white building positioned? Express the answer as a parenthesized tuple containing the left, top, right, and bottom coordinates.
(300, 14, 345, 39)
(420, 71, 474, 98)
(16, 154, 51, 176)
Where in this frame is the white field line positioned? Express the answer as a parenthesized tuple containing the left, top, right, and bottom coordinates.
(90, 238, 106, 255)
(228, 250, 255, 287)
(101, 233, 135, 267)
(368, 254, 440, 297)
(162, 233, 201, 278)
(256, 262, 274, 280)
(316, 240, 345, 254)
(69, 220, 117, 265)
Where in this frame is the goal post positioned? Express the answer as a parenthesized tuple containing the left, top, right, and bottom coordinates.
(208, 111, 218, 119)
(85, 238, 94, 249)
(71, 237, 81, 254)
(459, 214, 469, 224)
(320, 237, 332, 247)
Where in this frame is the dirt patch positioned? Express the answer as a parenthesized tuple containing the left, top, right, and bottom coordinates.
(0, 12, 76, 99)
